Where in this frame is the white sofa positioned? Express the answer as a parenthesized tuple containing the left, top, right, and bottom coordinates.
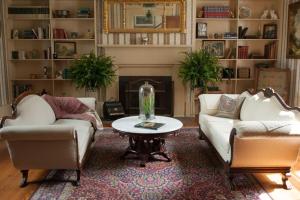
(199, 88, 300, 189)
(0, 93, 98, 187)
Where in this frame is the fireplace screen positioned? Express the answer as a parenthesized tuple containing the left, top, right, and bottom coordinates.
(119, 76, 173, 116)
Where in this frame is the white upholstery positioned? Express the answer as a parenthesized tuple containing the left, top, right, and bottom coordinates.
(200, 114, 238, 161)
(199, 90, 300, 168)
(53, 119, 94, 163)
(0, 95, 98, 171)
(240, 93, 299, 121)
(78, 98, 96, 110)
(4, 95, 56, 126)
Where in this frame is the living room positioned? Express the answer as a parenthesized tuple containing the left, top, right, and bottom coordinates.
(1, 0, 300, 199)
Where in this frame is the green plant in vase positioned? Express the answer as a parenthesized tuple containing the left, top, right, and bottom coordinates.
(143, 95, 154, 119)
(70, 52, 116, 98)
(179, 49, 222, 93)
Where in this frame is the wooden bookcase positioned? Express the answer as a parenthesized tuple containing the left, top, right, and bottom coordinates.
(193, 0, 284, 94)
(4, 0, 97, 98)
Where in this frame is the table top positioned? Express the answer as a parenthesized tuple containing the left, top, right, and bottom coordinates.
(112, 116, 183, 135)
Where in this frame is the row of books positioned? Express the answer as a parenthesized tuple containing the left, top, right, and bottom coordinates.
(8, 7, 49, 14)
(12, 26, 50, 39)
(53, 28, 67, 39)
(238, 46, 249, 59)
(202, 6, 232, 18)
(13, 84, 32, 98)
(264, 42, 277, 59)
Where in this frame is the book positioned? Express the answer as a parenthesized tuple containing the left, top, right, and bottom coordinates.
(134, 122, 165, 130)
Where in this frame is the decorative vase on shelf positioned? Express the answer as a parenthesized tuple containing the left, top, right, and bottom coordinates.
(139, 82, 155, 121)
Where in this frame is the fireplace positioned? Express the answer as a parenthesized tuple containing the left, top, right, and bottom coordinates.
(119, 76, 173, 116)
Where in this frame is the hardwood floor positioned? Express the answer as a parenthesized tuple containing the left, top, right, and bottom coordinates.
(0, 117, 299, 200)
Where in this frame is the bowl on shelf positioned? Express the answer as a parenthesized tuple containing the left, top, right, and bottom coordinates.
(53, 10, 70, 18)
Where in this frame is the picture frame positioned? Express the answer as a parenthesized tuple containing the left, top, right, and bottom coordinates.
(196, 22, 207, 38)
(202, 40, 225, 58)
(263, 23, 277, 39)
(134, 16, 155, 27)
(287, 1, 300, 59)
(54, 42, 76, 59)
(255, 68, 290, 102)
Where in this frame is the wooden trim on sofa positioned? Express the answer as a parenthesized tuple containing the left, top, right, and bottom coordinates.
(246, 87, 300, 112)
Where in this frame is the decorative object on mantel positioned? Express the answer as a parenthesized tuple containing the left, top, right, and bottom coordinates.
(179, 49, 222, 93)
(139, 82, 155, 121)
(70, 53, 115, 99)
(287, 1, 300, 59)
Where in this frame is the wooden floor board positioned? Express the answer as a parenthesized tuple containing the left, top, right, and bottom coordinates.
(0, 117, 299, 200)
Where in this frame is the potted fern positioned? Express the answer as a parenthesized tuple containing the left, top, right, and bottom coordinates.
(70, 53, 115, 99)
(179, 49, 222, 94)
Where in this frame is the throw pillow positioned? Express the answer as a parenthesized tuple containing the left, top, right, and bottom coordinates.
(215, 95, 245, 119)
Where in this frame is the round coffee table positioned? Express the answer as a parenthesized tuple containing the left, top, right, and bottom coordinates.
(112, 116, 183, 167)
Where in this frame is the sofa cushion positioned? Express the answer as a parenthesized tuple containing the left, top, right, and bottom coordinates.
(215, 95, 245, 119)
(200, 114, 239, 161)
(53, 119, 94, 162)
(4, 95, 56, 127)
(240, 93, 297, 121)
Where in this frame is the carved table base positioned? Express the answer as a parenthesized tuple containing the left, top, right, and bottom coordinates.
(121, 136, 171, 167)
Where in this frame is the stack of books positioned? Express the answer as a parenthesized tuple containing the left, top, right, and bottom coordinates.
(202, 6, 232, 18)
(264, 42, 277, 59)
(238, 46, 249, 59)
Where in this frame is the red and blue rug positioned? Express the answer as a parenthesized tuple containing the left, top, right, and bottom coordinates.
(31, 128, 270, 200)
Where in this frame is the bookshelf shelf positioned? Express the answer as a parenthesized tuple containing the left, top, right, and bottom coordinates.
(238, 18, 280, 21)
(196, 38, 237, 41)
(196, 18, 237, 21)
(52, 18, 95, 20)
(7, 18, 50, 21)
(10, 39, 51, 41)
(9, 59, 52, 61)
(97, 44, 192, 48)
(12, 79, 53, 81)
(53, 39, 95, 41)
(5, 0, 97, 97)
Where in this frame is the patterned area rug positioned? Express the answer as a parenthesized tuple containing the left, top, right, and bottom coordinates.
(31, 128, 271, 200)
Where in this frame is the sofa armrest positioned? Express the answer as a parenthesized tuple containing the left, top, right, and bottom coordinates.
(233, 121, 300, 137)
(0, 125, 75, 141)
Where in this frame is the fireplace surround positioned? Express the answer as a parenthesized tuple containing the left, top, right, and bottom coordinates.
(119, 76, 174, 116)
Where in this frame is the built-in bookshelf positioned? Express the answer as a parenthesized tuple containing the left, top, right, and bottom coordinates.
(4, 0, 97, 98)
(194, 0, 284, 94)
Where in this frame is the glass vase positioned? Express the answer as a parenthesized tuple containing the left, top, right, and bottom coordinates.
(139, 81, 155, 121)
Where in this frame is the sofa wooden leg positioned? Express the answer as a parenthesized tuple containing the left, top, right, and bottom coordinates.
(20, 170, 28, 188)
(282, 172, 292, 190)
(198, 127, 204, 140)
(72, 170, 81, 186)
(227, 173, 235, 190)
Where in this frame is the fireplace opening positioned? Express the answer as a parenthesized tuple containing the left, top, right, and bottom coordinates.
(119, 76, 174, 116)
